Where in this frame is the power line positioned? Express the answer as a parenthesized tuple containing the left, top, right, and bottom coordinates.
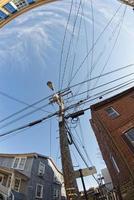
(0, 95, 52, 125)
(1, 63, 132, 130)
(65, 121, 99, 184)
(69, 4, 122, 84)
(1, 63, 132, 129)
(0, 111, 58, 138)
(0, 87, 70, 126)
(0, 102, 50, 130)
(60, 0, 82, 89)
(0, 90, 50, 113)
(0, 79, 133, 141)
(66, 71, 134, 101)
(79, 79, 134, 107)
(67, 3, 83, 87)
(68, 63, 134, 91)
(58, 0, 74, 89)
(87, 0, 95, 96)
(65, 78, 134, 111)
(92, 6, 127, 89)
(73, 11, 124, 99)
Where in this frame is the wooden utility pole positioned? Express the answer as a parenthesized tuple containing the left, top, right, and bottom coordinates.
(48, 82, 81, 200)
(58, 95, 80, 199)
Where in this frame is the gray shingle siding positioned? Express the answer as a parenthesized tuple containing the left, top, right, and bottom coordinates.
(0, 155, 66, 200)
(26, 157, 58, 200)
(18, 157, 34, 177)
(0, 157, 13, 168)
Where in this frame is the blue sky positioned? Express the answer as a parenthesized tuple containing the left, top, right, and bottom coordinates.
(0, 0, 134, 189)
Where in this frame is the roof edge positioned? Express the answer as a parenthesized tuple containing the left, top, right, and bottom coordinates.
(0, 152, 63, 175)
(90, 87, 134, 111)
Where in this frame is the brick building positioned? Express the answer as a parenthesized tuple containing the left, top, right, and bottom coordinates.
(90, 87, 134, 200)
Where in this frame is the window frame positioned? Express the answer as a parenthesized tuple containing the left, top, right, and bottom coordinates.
(14, 178, 21, 192)
(111, 155, 120, 173)
(105, 107, 119, 119)
(12, 157, 27, 170)
(0, 174, 4, 185)
(53, 188, 60, 198)
(36, 184, 43, 198)
(6, 175, 11, 188)
(38, 162, 45, 176)
(18, 157, 27, 170)
(122, 128, 134, 153)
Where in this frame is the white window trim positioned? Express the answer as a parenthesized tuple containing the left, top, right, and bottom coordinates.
(53, 188, 60, 198)
(111, 156, 120, 173)
(14, 178, 21, 192)
(125, 131, 134, 147)
(38, 162, 45, 176)
(0, 174, 4, 185)
(12, 157, 19, 168)
(106, 107, 119, 118)
(18, 157, 27, 170)
(6, 175, 11, 188)
(12, 157, 27, 170)
(36, 184, 43, 198)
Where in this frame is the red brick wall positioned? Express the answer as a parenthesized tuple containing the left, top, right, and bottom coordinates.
(90, 89, 134, 199)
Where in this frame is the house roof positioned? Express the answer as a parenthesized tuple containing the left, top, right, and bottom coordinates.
(0, 152, 63, 175)
(90, 87, 134, 111)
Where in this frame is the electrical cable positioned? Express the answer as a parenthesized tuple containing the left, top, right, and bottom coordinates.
(0, 94, 52, 124)
(60, 0, 82, 89)
(67, 63, 134, 91)
(0, 111, 58, 138)
(58, 0, 74, 89)
(92, 6, 127, 89)
(66, 72, 134, 101)
(87, 0, 95, 96)
(0, 103, 50, 130)
(69, 4, 122, 84)
(67, 3, 83, 86)
(65, 78, 134, 111)
(65, 121, 99, 184)
(1, 62, 131, 131)
(78, 79, 134, 107)
(0, 87, 70, 126)
(71, 5, 125, 97)
(1, 63, 132, 130)
(0, 78, 134, 140)
(69, 5, 126, 100)
(0, 90, 51, 113)
(73, 126, 94, 166)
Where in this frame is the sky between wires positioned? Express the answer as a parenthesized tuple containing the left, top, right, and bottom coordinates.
(0, 0, 134, 189)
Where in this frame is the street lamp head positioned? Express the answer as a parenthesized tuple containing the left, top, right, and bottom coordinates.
(47, 81, 54, 91)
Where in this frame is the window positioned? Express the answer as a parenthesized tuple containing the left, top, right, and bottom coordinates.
(7, 176, 11, 188)
(19, 158, 26, 170)
(105, 107, 119, 119)
(12, 157, 26, 170)
(38, 162, 45, 176)
(12, 158, 19, 168)
(111, 156, 120, 173)
(4, 3, 17, 14)
(125, 128, 134, 146)
(0, 10, 8, 19)
(0, 174, 4, 185)
(14, 178, 21, 192)
(53, 188, 60, 198)
(36, 184, 43, 198)
(123, 128, 134, 151)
